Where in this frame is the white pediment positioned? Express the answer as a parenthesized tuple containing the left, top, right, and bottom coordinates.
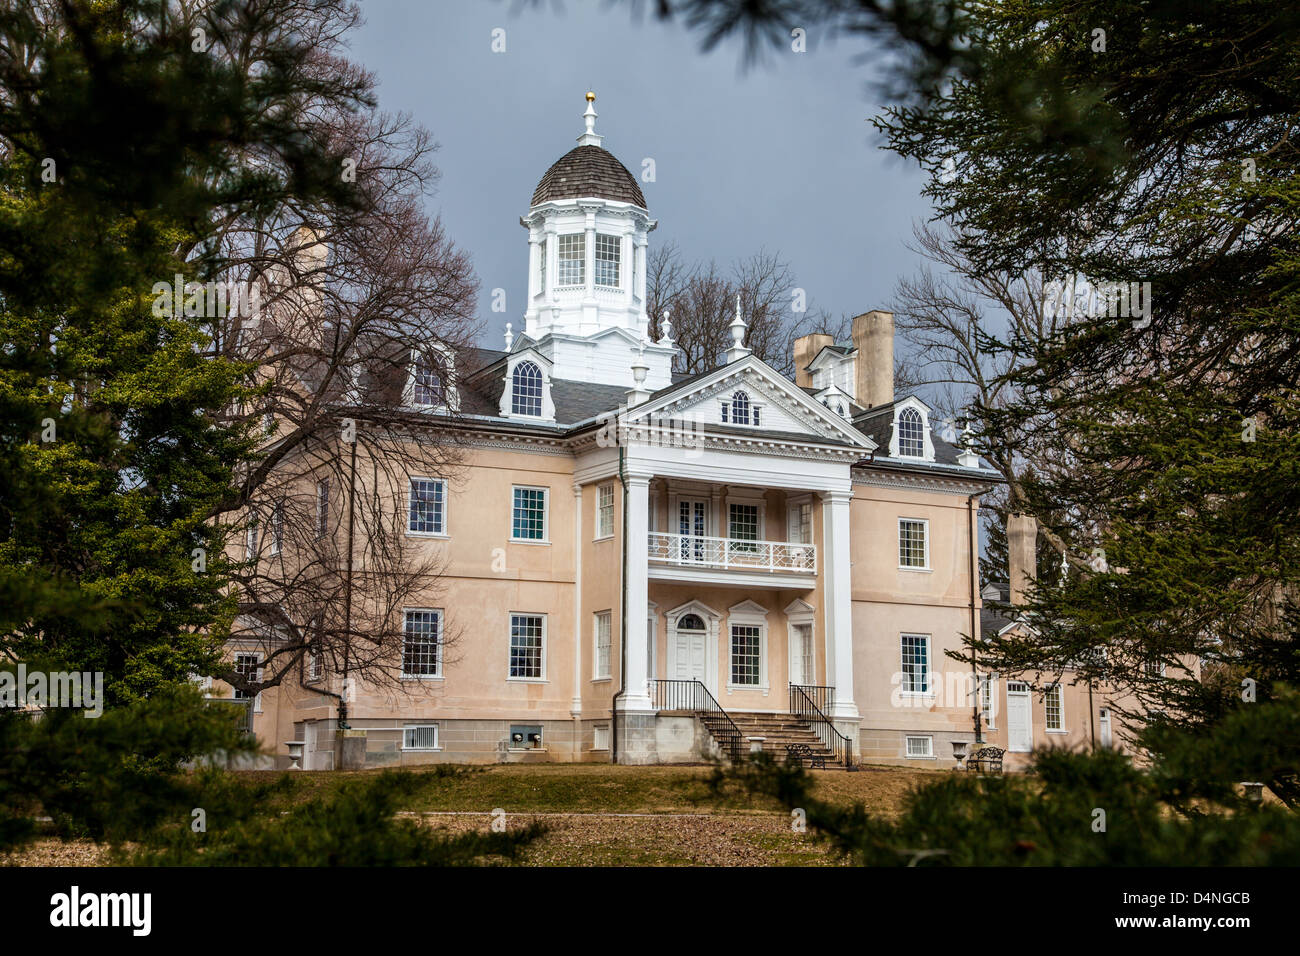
(624, 355, 875, 451)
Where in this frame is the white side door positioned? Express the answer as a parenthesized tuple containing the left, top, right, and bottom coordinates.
(1099, 707, 1113, 748)
(1006, 681, 1033, 752)
(788, 623, 813, 686)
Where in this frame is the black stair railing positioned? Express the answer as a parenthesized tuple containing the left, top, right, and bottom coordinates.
(650, 679, 744, 762)
(789, 683, 854, 768)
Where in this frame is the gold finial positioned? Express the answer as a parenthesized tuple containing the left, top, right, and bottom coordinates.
(585, 91, 596, 102)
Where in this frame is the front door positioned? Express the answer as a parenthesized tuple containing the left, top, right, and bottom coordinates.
(1006, 681, 1032, 752)
(678, 499, 708, 562)
(789, 623, 813, 686)
(672, 615, 708, 684)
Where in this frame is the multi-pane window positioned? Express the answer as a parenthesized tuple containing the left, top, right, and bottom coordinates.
(594, 611, 611, 679)
(512, 487, 548, 540)
(595, 233, 620, 287)
(898, 407, 925, 457)
(403, 725, 439, 750)
(730, 625, 761, 686)
(596, 483, 614, 538)
(316, 478, 330, 539)
(244, 517, 259, 561)
(408, 478, 446, 535)
(731, 390, 751, 425)
(899, 518, 928, 568)
(538, 239, 546, 293)
(901, 634, 929, 694)
(509, 614, 545, 679)
(413, 355, 441, 405)
(271, 500, 284, 555)
(906, 735, 934, 758)
(790, 501, 812, 544)
(402, 609, 442, 677)
(979, 675, 995, 726)
(558, 233, 585, 285)
(729, 503, 759, 553)
(306, 643, 323, 682)
(1045, 683, 1064, 731)
(511, 361, 543, 416)
(233, 653, 260, 701)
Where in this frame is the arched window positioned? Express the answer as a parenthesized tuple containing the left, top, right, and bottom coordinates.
(731, 390, 751, 425)
(898, 407, 925, 457)
(678, 613, 705, 631)
(511, 361, 543, 416)
(413, 355, 442, 405)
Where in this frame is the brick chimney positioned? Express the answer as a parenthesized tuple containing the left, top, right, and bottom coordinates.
(851, 310, 894, 409)
(1007, 511, 1038, 606)
(792, 333, 833, 388)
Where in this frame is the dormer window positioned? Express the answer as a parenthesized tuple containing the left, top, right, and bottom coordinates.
(898, 407, 925, 457)
(413, 355, 442, 405)
(511, 361, 543, 416)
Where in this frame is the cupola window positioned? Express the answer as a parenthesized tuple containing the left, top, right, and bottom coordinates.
(558, 234, 585, 286)
(595, 234, 621, 287)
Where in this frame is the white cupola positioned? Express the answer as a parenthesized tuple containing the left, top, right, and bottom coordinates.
(518, 93, 675, 390)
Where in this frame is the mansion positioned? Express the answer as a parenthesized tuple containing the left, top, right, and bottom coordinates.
(227, 95, 1113, 770)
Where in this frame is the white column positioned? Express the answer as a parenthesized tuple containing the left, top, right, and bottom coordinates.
(821, 489, 859, 720)
(571, 483, 583, 718)
(620, 473, 653, 712)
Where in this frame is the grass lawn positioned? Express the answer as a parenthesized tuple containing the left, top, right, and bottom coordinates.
(4, 762, 946, 867)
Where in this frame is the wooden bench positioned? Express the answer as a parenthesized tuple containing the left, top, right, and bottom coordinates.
(965, 746, 1006, 774)
(785, 742, 828, 770)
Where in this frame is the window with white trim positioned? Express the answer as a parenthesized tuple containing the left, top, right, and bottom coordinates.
(1045, 683, 1064, 731)
(402, 609, 442, 677)
(905, 735, 934, 758)
(412, 354, 442, 405)
(244, 516, 259, 561)
(595, 233, 620, 287)
(233, 652, 262, 714)
(899, 518, 929, 568)
(306, 643, 324, 682)
(729, 503, 759, 553)
(593, 725, 610, 751)
(408, 478, 446, 535)
(558, 233, 584, 285)
(979, 674, 995, 727)
(901, 634, 929, 694)
(511, 486, 548, 541)
(509, 613, 545, 680)
(594, 611, 611, 679)
(731, 389, 751, 425)
(403, 724, 439, 751)
(596, 483, 614, 538)
(898, 407, 925, 457)
(538, 238, 546, 293)
(511, 361, 543, 417)
(730, 624, 762, 686)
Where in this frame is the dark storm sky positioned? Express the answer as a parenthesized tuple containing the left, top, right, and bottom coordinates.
(348, 1, 934, 352)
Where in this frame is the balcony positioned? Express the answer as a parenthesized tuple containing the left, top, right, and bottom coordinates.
(647, 532, 816, 589)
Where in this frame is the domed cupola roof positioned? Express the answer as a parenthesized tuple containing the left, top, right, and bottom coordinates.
(530, 92, 646, 209)
(532, 145, 646, 208)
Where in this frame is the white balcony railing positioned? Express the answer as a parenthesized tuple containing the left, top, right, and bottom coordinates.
(648, 532, 816, 575)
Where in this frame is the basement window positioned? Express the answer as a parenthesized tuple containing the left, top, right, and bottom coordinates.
(403, 724, 440, 751)
(905, 735, 934, 758)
